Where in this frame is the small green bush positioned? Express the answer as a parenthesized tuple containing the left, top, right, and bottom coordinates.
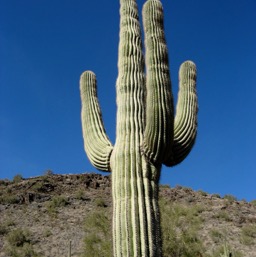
(0, 194, 20, 204)
(212, 193, 221, 198)
(212, 211, 232, 222)
(31, 181, 45, 192)
(5, 219, 16, 227)
(210, 229, 224, 243)
(5, 243, 41, 257)
(4, 228, 41, 257)
(160, 198, 205, 257)
(161, 184, 171, 189)
(210, 244, 243, 257)
(44, 169, 54, 176)
(52, 196, 68, 207)
(43, 229, 52, 238)
(7, 228, 31, 247)
(75, 189, 85, 200)
(240, 224, 256, 245)
(82, 209, 112, 257)
(250, 200, 256, 206)
(94, 198, 106, 207)
(0, 179, 10, 186)
(198, 189, 208, 196)
(0, 224, 8, 235)
(46, 196, 68, 216)
(21, 243, 41, 257)
(13, 174, 23, 183)
(0, 219, 16, 236)
(223, 194, 237, 202)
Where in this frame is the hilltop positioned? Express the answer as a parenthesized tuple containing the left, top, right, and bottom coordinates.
(0, 173, 255, 257)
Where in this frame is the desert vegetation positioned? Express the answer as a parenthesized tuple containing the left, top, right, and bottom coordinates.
(0, 173, 255, 257)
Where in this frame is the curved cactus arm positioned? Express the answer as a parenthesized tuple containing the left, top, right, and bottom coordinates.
(80, 71, 113, 171)
(142, 0, 174, 164)
(165, 61, 198, 167)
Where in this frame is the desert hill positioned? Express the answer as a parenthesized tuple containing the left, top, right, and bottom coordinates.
(0, 173, 255, 257)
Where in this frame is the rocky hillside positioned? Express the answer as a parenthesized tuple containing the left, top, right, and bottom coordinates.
(0, 173, 255, 257)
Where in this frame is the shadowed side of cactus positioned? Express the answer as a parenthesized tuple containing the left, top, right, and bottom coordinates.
(80, 0, 198, 256)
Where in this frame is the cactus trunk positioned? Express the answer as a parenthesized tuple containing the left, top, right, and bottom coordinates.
(112, 153, 162, 256)
(80, 0, 198, 256)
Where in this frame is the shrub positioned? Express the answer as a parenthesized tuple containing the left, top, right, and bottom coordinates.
(212, 211, 232, 222)
(250, 200, 256, 206)
(240, 224, 256, 245)
(210, 229, 224, 243)
(161, 184, 171, 189)
(43, 229, 52, 238)
(5, 219, 16, 227)
(0, 179, 10, 186)
(7, 228, 31, 247)
(223, 194, 237, 202)
(31, 181, 45, 192)
(13, 174, 23, 183)
(4, 228, 42, 257)
(47, 196, 68, 208)
(0, 224, 8, 235)
(160, 198, 205, 257)
(94, 198, 106, 207)
(46, 196, 69, 215)
(212, 193, 221, 199)
(44, 169, 54, 176)
(51, 196, 68, 207)
(5, 243, 41, 257)
(210, 244, 243, 257)
(0, 194, 20, 204)
(75, 189, 85, 200)
(82, 209, 112, 257)
(198, 189, 208, 196)
(20, 243, 41, 257)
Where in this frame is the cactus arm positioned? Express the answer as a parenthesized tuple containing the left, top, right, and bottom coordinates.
(80, 71, 113, 171)
(142, 0, 174, 165)
(165, 61, 198, 166)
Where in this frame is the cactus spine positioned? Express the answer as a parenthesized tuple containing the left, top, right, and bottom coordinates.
(80, 0, 198, 256)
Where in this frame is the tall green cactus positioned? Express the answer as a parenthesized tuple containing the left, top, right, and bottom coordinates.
(80, 0, 198, 256)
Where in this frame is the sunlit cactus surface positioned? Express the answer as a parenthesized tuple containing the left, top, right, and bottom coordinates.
(80, 0, 198, 256)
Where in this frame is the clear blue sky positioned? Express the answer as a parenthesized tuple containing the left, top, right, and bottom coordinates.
(1, 0, 255, 201)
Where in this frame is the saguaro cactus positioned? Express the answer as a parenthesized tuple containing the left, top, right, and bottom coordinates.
(80, 0, 198, 256)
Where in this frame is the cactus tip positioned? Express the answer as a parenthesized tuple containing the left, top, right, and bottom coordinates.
(182, 60, 196, 67)
(80, 70, 95, 79)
